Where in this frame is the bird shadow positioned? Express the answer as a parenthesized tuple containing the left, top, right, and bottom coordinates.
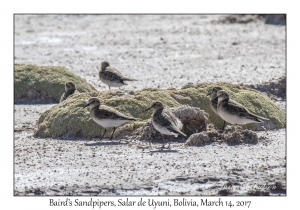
(226, 141, 259, 147)
(192, 141, 215, 147)
(84, 140, 128, 146)
(148, 148, 179, 153)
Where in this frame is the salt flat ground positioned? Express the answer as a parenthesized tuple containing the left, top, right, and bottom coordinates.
(14, 15, 286, 195)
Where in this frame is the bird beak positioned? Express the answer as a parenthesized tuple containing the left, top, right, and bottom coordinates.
(210, 96, 218, 102)
(206, 91, 212, 96)
(142, 106, 151, 113)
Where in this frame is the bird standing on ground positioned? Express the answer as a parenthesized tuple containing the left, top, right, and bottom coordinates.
(144, 101, 186, 149)
(99, 61, 138, 90)
(60, 81, 78, 102)
(212, 90, 269, 126)
(83, 97, 139, 141)
(207, 86, 226, 130)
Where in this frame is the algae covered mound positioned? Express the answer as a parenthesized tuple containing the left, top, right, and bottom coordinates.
(35, 91, 151, 138)
(14, 64, 98, 102)
(35, 82, 286, 138)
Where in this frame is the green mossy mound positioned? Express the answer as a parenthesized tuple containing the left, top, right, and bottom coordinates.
(35, 82, 285, 138)
(14, 64, 98, 102)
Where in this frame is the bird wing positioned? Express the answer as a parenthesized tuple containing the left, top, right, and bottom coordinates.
(99, 66, 125, 83)
(227, 99, 268, 122)
(94, 105, 137, 121)
(106, 66, 123, 76)
(106, 66, 131, 80)
(60, 93, 66, 102)
(102, 66, 137, 81)
(60, 89, 77, 102)
(155, 109, 186, 136)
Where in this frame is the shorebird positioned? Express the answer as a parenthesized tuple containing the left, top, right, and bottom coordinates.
(99, 61, 138, 90)
(60, 81, 78, 102)
(207, 86, 226, 130)
(83, 97, 139, 141)
(211, 90, 269, 126)
(144, 101, 186, 148)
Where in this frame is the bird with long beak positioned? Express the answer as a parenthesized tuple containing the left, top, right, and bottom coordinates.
(143, 101, 186, 149)
(83, 97, 139, 141)
(207, 86, 226, 130)
(212, 90, 269, 126)
(99, 61, 138, 90)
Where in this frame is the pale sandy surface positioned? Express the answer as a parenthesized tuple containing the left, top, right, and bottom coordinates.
(15, 15, 285, 90)
(14, 105, 285, 196)
(14, 15, 286, 196)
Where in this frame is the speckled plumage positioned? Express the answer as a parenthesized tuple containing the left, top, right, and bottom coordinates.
(216, 90, 269, 125)
(99, 61, 137, 89)
(152, 108, 186, 137)
(60, 82, 78, 102)
(207, 86, 226, 129)
(145, 102, 186, 138)
(207, 86, 222, 114)
(84, 97, 138, 141)
(60, 89, 77, 102)
(90, 105, 137, 123)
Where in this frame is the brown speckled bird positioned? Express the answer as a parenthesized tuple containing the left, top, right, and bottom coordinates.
(212, 90, 269, 126)
(83, 97, 139, 141)
(207, 86, 226, 129)
(99, 61, 138, 90)
(144, 101, 186, 148)
(60, 81, 78, 102)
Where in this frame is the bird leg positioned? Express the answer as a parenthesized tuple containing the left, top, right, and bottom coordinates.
(99, 128, 107, 141)
(160, 134, 166, 149)
(222, 120, 226, 130)
(149, 140, 153, 149)
(110, 127, 116, 141)
(166, 141, 171, 149)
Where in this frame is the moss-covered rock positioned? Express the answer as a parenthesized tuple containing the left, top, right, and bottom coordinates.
(35, 82, 285, 138)
(14, 64, 98, 102)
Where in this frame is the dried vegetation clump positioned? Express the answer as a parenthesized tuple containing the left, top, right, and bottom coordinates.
(216, 14, 286, 25)
(185, 125, 259, 146)
(246, 76, 286, 99)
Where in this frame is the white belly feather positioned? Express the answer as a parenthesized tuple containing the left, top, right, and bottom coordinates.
(218, 110, 257, 125)
(100, 78, 126, 87)
(92, 117, 130, 128)
(152, 118, 180, 137)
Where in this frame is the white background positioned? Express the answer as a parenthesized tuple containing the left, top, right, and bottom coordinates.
(2, 0, 297, 209)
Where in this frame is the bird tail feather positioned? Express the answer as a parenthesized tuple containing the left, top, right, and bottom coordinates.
(123, 77, 138, 81)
